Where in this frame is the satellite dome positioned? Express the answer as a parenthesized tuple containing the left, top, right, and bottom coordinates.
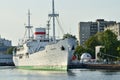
(81, 53, 92, 60)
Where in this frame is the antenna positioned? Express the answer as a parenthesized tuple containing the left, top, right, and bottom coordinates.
(48, 0, 59, 42)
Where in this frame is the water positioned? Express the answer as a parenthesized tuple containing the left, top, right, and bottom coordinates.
(0, 66, 120, 80)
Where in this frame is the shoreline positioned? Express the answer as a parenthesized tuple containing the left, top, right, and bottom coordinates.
(69, 63, 120, 70)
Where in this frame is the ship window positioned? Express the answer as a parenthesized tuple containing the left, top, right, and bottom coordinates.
(72, 46, 75, 50)
(17, 48, 20, 51)
(19, 56, 22, 59)
(19, 55, 23, 59)
(26, 53, 29, 58)
(61, 46, 65, 50)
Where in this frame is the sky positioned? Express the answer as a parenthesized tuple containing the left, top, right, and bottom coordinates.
(0, 0, 120, 46)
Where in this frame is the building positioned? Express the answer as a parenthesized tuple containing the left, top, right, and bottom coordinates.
(0, 54, 14, 66)
(78, 19, 116, 45)
(0, 36, 14, 66)
(104, 23, 120, 40)
(78, 22, 91, 45)
(0, 36, 12, 54)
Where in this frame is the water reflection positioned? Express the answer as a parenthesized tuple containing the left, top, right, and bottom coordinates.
(0, 66, 15, 69)
(15, 69, 69, 80)
(0, 67, 120, 80)
(99, 70, 120, 75)
(67, 70, 76, 76)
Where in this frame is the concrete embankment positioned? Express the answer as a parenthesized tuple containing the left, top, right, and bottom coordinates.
(69, 63, 120, 70)
(83, 64, 120, 70)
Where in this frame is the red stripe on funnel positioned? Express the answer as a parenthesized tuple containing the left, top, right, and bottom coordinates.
(35, 32, 46, 35)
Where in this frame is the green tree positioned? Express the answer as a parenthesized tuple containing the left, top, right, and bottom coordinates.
(74, 45, 86, 60)
(116, 41, 120, 60)
(6, 47, 15, 54)
(63, 33, 77, 40)
(83, 30, 120, 61)
(84, 35, 101, 58)
(99, 30, 119, 61)
(74, 45, 94, 59)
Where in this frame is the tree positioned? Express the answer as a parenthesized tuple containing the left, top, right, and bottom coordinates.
(63, 33, 77, 40)
(6, 47, 15, 54)
(116, 41, 120, 60)
(74, 45, 86, 60)
(83, 30, 120, 61)
(84, 35, 101, 58)
(74, 45, 94, 59)
(99, 30, 119, 61)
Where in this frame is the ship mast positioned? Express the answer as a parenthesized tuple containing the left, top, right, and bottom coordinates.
(49, 0, 59, 42)
(25, 10, 33, 40)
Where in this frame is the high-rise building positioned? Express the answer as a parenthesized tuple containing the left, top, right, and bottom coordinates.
(78, 19, 116, 45)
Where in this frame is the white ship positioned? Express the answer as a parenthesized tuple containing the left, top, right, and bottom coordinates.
(13, 0, 77, 71)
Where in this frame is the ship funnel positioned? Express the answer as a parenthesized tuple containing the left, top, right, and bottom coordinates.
(34, 28, 46, 40)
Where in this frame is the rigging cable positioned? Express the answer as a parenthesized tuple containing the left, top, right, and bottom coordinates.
(56, 17, 65, 35)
